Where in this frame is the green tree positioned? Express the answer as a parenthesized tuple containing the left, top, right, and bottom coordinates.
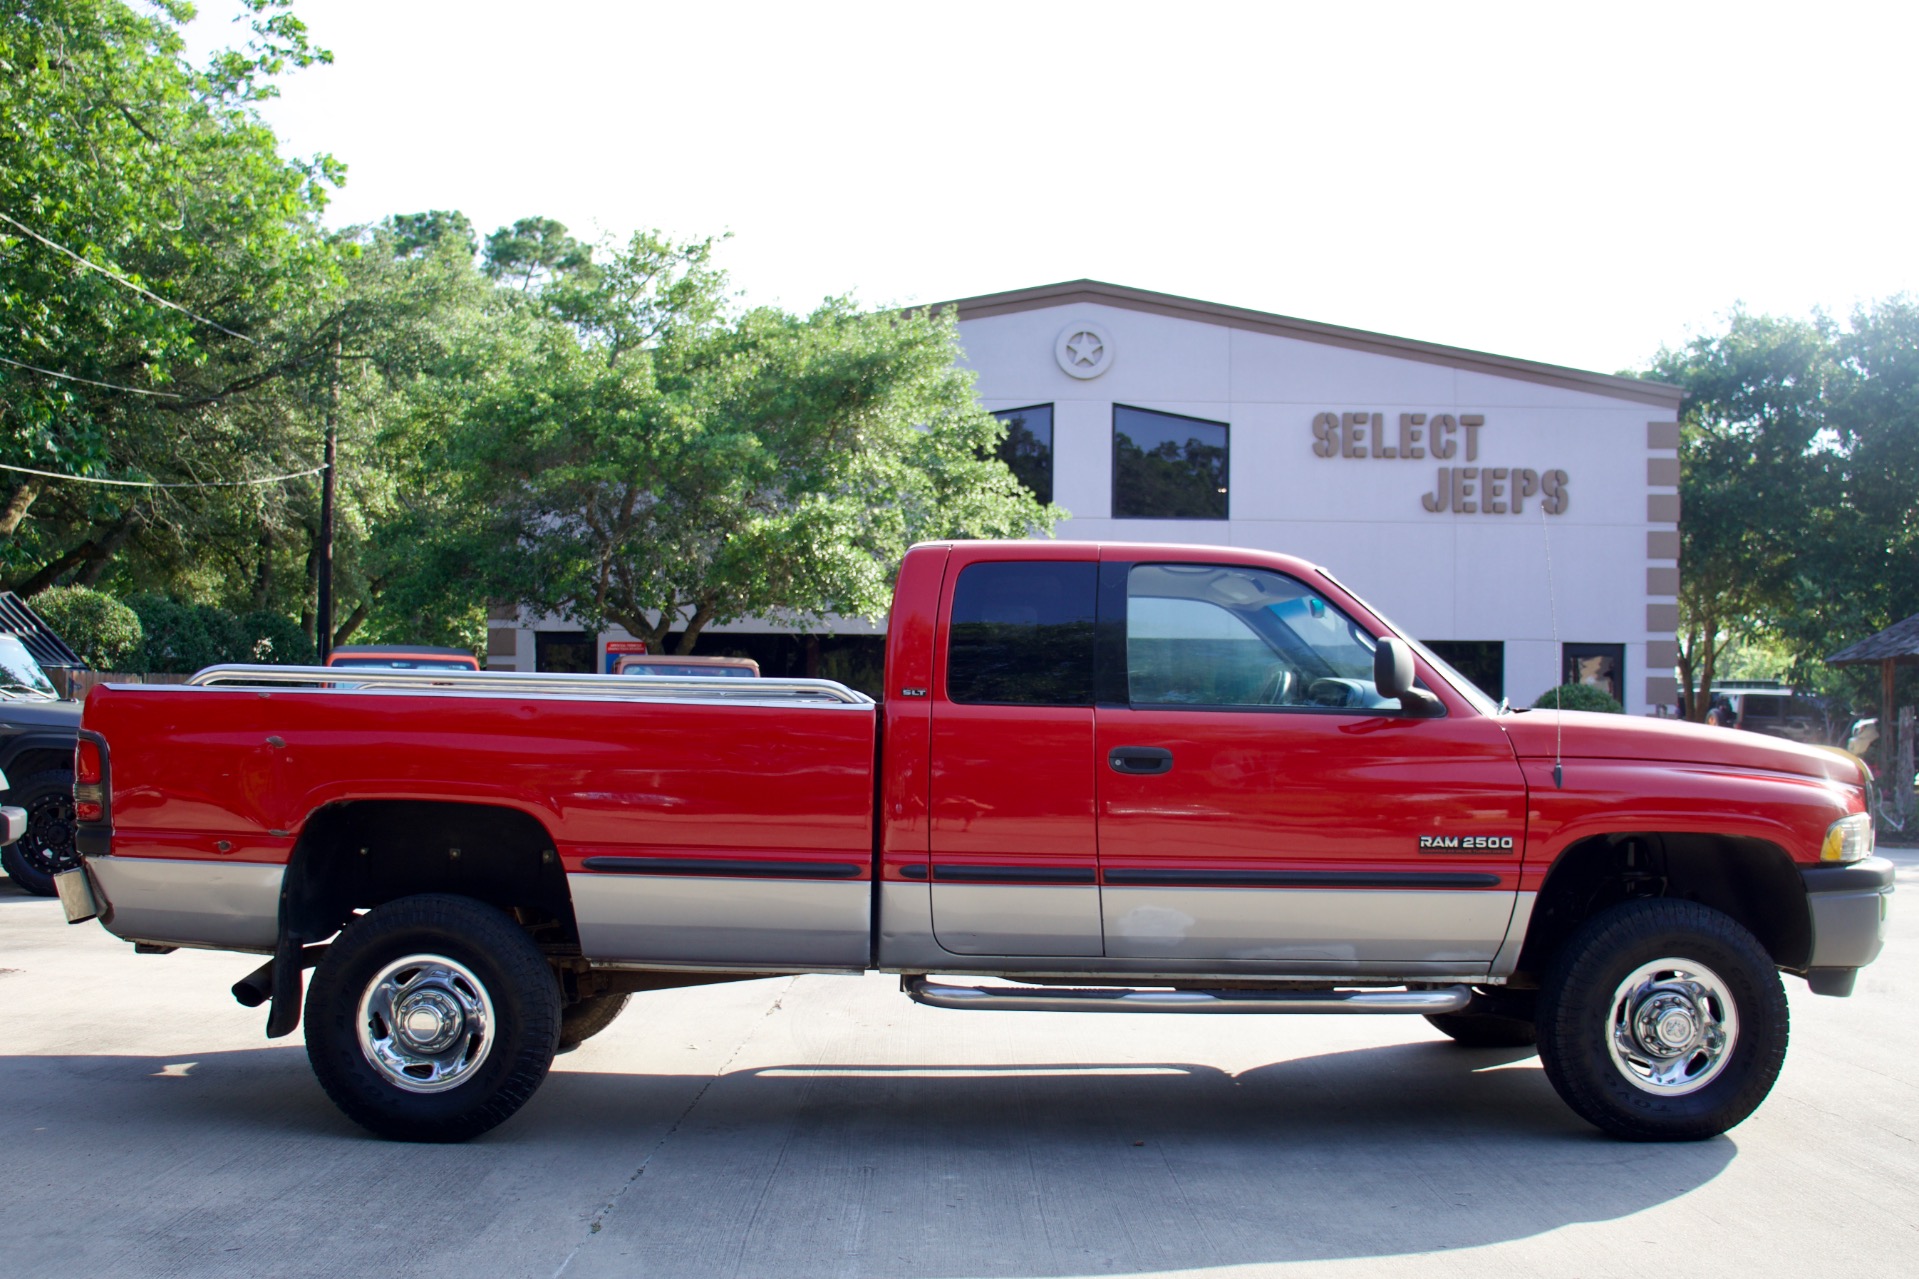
(0, 0, 338, 597)
(1647, 311, 1836, 721)
(445, 229, 1059, 651)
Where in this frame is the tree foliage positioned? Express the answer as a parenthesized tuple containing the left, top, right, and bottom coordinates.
(435, 225, 1058, 652)
(1648, 301, 1919, 722)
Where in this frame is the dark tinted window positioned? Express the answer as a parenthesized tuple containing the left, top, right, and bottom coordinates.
(1113, 405, 1228, 519)
(947, 561, 1096, 705)
(1423, 640, 1504, 701)
(992, 404, 1053, 504)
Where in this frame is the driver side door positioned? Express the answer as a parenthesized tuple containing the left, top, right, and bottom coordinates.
(1093, 557, 1526, 975)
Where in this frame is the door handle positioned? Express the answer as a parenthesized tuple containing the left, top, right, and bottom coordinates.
(1109, 746, 1174, 775)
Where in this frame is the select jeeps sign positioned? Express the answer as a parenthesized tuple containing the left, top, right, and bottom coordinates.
(1310, 411, 1569, 515)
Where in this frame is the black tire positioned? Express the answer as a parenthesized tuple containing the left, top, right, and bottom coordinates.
(556, 992, 631, 1053)
(1536, 899, 1788, 1142)
(0, 769, 78, 897)
(304, 894, 561, 1142)
(1425, 1011, 1538, 1048)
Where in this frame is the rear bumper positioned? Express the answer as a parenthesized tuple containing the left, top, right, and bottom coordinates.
(1800, 857, 1895, 991)
(82, 855, 283, 952)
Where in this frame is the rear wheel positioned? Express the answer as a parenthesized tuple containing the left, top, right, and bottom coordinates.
(1536, 899, 1787, 1141)
(304, 894, 560, 1142)
(556, 992, 631, 1053)
(0, 769, 78, 897)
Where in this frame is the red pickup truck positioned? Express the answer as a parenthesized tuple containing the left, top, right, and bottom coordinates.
(62, 540, 1891, 1144)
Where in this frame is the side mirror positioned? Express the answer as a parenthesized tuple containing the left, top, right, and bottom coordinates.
(1374, 638, 1440, 714)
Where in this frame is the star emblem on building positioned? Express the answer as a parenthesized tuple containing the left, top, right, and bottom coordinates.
(1065, 331, 1103, 367)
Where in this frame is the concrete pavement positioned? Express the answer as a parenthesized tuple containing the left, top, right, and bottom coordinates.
(1, 854, 1913, 1279)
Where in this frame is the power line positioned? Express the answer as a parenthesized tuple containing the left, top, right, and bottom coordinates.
(0, 461, 324, 490)
(0, 209, 261, 346)
(0, 352, 186, 399)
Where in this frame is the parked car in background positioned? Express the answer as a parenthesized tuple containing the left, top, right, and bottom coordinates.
(613, 654, 761, 678)
(323, 645, 480, 672)
(1707, 684, 1827, 744)
(0, 631, 80, 896)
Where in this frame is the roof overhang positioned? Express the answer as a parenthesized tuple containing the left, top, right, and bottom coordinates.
(925, 279, 1685, 411)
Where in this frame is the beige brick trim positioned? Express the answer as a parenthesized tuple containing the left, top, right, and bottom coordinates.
(1647, 566, 1680, 596)
(1648, 421, 1681, 450)
(1647, 603, 1679, 632)
(1648, 530, 1679, 560)
(486, 627, 519, 658)
(1646, 675, 1679, 704)
(1647, 640, 1680, 668)
(1647, 457, 1680, 486)
(1648, 494, 1681, 524)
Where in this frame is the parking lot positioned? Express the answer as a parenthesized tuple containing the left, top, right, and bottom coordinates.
(2, 853, 1914, 1279)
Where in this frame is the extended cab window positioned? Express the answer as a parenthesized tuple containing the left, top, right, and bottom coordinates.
(947, 561, 1096, 705)
(1126, 564, 1400, 710)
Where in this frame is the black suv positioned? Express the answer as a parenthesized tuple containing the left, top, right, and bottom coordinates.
(0, 632, 80, 896)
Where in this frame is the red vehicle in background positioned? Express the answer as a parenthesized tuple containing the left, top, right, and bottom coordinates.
(613, 654, 760, 678)
(324, 644, 481, 672)
(59, 540, 1891, 1145)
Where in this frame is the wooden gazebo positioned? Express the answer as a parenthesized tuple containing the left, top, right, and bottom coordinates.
(1827, 613, 1919, 787)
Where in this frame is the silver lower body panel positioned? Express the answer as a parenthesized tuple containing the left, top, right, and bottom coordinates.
(1100, 885, 1515, 965)
(876, 882, 1504, 982)
(932, 883, 1102, 955)
(569, 873, 870, 969)
(85, 856, 283, 951)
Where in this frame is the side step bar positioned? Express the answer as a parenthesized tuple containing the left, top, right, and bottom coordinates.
(902, 976, 1471, 1015)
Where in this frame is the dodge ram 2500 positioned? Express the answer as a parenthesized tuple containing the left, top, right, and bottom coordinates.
(60, 540, 1892, 1143)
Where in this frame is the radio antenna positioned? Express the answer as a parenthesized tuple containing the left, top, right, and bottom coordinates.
(1542, 497, 1564, 788)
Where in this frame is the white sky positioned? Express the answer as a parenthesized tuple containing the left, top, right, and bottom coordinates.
(184, 0, 1918, 377)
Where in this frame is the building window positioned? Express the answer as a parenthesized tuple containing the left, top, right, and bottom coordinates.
(946, 561, 1096, 705)
(1113, 405, 1229, 519)
(991, 404, 1053, 504)
(1563, 643, 1625, 704)
(535, 630, 596, 673)
(1424, 640, 1505, 702)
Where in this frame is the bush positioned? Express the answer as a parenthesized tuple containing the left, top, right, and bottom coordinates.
(237, 611, 315, 665)
(32, 587, 144, 671)
(1532, 682, 1624, 714)
(127, 595, 220, 673)
(125, 597, 311, 672)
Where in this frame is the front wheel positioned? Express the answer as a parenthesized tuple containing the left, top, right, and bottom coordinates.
(304, 894, 561, 1142)
(1536, 899, 1787, 1141)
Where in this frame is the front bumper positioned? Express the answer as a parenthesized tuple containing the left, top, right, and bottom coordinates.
(1801, 857, 1896, 995)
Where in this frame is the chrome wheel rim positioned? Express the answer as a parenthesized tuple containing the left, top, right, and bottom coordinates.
(1605, 958, 1739, 1096)
(356, 954, 495, 1094)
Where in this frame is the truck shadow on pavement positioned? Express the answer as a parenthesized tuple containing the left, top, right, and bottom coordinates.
(0, 1040, 1737, 1276)
(525, 1045, 1738, 1273)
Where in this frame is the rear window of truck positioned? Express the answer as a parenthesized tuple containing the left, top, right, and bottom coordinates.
(946, 562, 1097, 706)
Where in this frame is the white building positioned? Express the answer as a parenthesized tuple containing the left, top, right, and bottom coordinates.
(489, 280, 1684, 714)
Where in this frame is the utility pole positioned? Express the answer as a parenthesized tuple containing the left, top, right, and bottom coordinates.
(316, 333, 339, 662)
